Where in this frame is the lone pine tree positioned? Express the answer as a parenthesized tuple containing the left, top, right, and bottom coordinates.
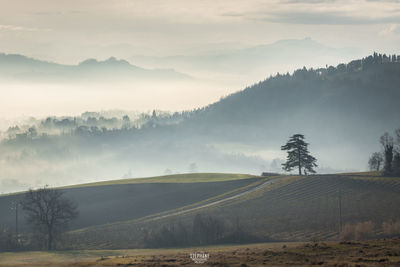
(281, 134, 317, 175)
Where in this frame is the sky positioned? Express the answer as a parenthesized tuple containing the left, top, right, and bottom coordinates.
(0, 0, 399, 64)
(0, 0, 399, 118)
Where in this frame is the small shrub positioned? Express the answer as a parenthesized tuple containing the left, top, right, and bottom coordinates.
(354, 221, 374, 240)
(341, 223, 354, 240)
(341, 221, 375, 240)
(382, 219, 400, 236)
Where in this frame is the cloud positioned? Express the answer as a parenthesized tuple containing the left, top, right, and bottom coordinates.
(253, 12, 400, 25)
(221, 0, 400, 25)
(284, 0, 337, 3)
(0, 24, 31, 31)
(33, 11, 63, 16)
(0, 0, 399, 65)
(0, 24, 50, 32)
(380, 24, 400, 35)
(366, 0, 400, 2)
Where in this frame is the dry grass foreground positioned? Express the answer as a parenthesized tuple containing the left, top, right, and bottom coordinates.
(1, 238, 400, 266)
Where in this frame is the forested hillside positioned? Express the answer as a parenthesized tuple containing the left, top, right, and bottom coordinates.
(185, 53, 400, 142)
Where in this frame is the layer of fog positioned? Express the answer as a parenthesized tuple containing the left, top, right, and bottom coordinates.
(0, 80, 229, 120)
(0, 38, 366, 120)
(0, 39, 384, 194)
(0, 110, 365, 194)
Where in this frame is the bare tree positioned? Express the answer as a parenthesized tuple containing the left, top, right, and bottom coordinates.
(393, 152, 400, 175)
(21, 187, 78, 250)
(394, 129, 400, 175)
(380, 132, 394, 175)
(368, 152, 383, 171)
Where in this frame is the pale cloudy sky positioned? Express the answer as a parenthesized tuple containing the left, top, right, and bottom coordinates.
(0, 0, 399, 119)
(0, 0, 399, 64)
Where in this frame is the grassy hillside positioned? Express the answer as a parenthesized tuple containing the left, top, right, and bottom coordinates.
(64, 172, 400, 249)
(63, 173, 256, 188)
(0, 173, 261, 232)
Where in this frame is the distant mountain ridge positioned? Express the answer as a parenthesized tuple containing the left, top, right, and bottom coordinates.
(0, 53, 191, 82)
(129, 38, 362, 78)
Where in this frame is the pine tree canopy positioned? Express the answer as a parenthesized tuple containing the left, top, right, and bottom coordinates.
(281, 134, 317, 175)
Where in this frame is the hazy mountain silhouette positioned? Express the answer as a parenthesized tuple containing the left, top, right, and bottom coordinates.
(130, 38, 363, 78)
(0, 53, 191, 83)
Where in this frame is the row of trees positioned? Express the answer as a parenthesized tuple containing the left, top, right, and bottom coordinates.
(280, 130, 400, 176)
(4, 109, 196, 141)
(369, 129, 400, 176)
(143, 214, 260, 248)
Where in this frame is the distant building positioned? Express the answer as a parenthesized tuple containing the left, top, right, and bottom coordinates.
(261, 172, 280, 177)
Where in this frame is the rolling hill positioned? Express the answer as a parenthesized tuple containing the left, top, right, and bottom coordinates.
(0, 173, 260, 232)
(58, 172, 400, 249)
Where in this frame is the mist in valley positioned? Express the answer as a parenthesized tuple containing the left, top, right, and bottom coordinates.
(0, 0, 399, 194)
(0, 35, 382, 194)
(1, 52, 399, 193)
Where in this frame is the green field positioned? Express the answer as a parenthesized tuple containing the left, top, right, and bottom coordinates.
(62, 173, 257, 188)
(0, 173, 262, 238)
(0, 173, 257, 197)
(62, 172, 400, 249)
(2, 172, 400, 252)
